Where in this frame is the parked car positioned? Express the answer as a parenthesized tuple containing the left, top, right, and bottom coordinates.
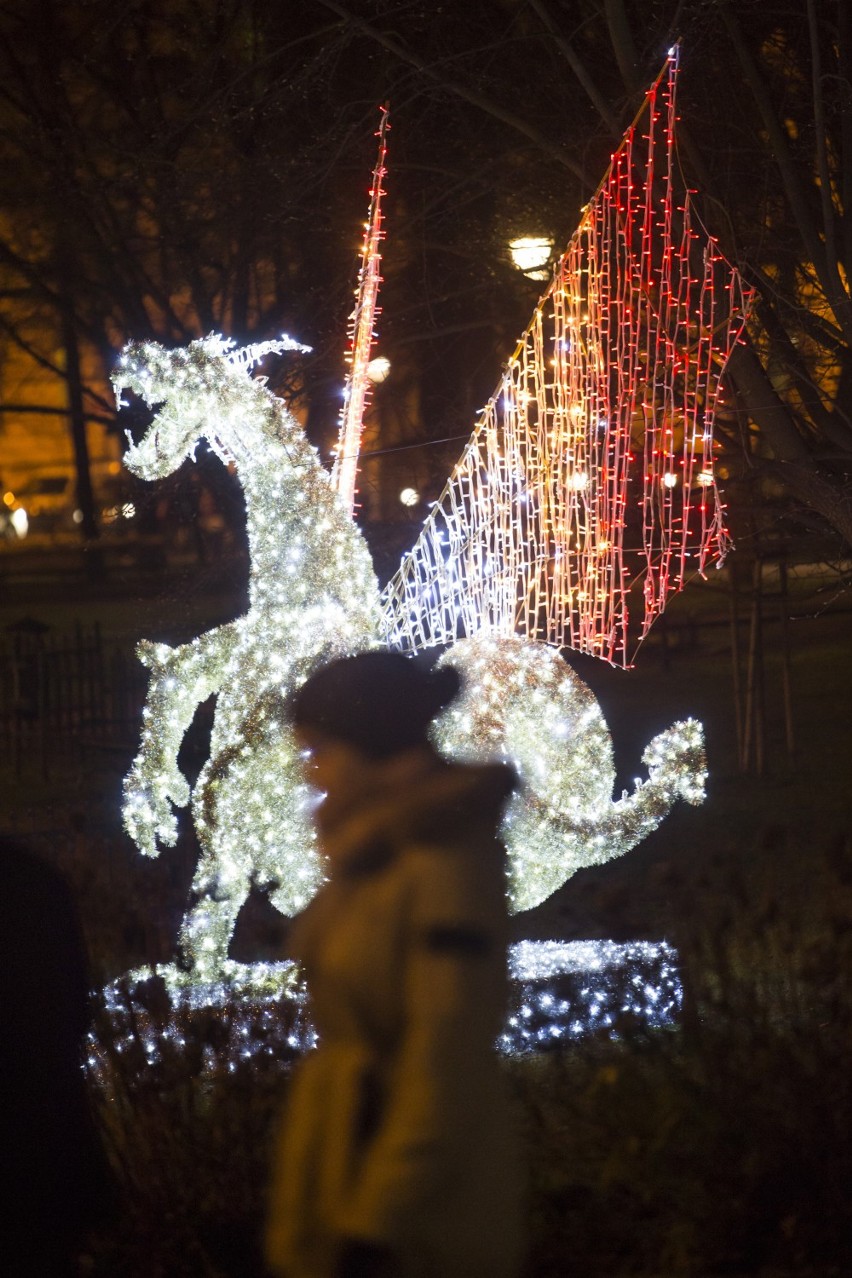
(1, 470, 139, 544)
(3, 473, 81, 538)
(1, 487, 29, 540)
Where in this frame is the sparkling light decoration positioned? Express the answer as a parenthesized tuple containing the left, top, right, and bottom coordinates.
(116, 58, 724, 993)
(89, 939, 680, 1083)
(117, 339, 705, 985)
(331, 104, 390, 515)
(117, 334, 381, 982)
(381, 49, 754, 666)
(504, 939, 681, 1053)
(432, 633, 705, 912)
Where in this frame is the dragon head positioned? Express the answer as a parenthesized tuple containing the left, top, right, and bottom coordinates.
(115, 333, 310, 480)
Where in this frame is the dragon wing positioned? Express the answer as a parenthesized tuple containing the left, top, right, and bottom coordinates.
(380, 50, 752, 668)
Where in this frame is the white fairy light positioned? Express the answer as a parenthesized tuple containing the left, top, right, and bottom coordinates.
(117, 341, 706, 992)
(432, 633, 706, 912)
(501, 936, 683, 1052)
(117, 334, 381, 983)
(380, 52, 753, 667)
(90, 939, 681, 1078)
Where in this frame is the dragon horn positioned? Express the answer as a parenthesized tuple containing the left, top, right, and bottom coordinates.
(228, 335, 312, 374)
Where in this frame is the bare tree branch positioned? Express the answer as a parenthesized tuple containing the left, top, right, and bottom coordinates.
(526, 0, 622, 139)
(313, 0, 594, 185)
(718, 0, 852, 348)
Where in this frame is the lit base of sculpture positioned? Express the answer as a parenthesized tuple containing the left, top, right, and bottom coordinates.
(89, 941, 682, 1084)
(504, 940, 681, 1053)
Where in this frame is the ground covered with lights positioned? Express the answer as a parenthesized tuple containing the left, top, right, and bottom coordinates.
(90, 939, 682, 1086)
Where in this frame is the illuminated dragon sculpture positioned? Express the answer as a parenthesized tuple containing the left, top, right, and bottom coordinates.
(117, 335, 706, 983)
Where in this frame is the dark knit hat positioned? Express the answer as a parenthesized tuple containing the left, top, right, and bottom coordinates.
(290, 651, 461, 760)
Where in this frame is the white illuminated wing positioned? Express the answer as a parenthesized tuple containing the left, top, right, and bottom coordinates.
(381, 51, 753, 667)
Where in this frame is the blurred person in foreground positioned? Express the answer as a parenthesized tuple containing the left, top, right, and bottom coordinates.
(0, 837, 112, 1275)
(265, 651, 524, 1278)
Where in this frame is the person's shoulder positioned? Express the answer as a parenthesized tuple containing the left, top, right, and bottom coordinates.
(399, 824, 510, 930)
(406, 758, 517, 845)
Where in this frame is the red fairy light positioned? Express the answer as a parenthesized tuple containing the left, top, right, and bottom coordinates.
(381, 50, 752, 666)
(332, 105, 390, 515)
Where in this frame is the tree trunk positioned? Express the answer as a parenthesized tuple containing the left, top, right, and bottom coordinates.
(725, 343, 852, 553)
(56, 252, 98, 544)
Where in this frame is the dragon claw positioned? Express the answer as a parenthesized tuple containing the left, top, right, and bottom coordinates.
(122, 759, 190, 856)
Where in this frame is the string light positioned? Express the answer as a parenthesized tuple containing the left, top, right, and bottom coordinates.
(432, 633, 705, 912)
(509, 235, 554, 279)
(117, 334, 381, 983)
(117, 340, 705, 987)
(114, 57, 720, 992)
(381, 50, 753, 666)
(90, 940, 680, 1080)
(331, 104, 390, 514)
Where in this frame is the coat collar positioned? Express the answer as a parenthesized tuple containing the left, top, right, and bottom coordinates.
(316, 750, 516, 877)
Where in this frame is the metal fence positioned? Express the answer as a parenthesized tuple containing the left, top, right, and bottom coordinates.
(0, 623, 147, 778)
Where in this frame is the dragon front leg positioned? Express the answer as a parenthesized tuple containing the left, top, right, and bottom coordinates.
(176, 852, 251, 981)
(122, 623, 241, 857)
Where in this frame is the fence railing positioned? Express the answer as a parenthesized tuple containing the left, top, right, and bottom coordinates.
(0, 623, 147, 778)
(1, 563, 847, 782)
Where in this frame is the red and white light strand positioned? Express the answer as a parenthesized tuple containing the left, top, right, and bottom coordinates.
(381, 52, 753, 665)
(332, 104, 390, 515)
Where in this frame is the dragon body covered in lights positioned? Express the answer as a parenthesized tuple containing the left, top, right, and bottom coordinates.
(118, 335, 706, 982)
(118, 336, 379, 977)
(114, 50, 755, 985)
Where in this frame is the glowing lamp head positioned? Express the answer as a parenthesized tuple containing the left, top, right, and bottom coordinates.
(399, 487, 419, 507)
(367, 356, 391, 383)
(509, 236, 554, 280)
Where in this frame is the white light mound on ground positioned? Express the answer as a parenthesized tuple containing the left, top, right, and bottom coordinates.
(90, 940, 681, 1080)
(504, 939, 681, 1053)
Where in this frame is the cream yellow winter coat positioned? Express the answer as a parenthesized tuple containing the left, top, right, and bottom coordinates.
(265, 750, 524, 1278)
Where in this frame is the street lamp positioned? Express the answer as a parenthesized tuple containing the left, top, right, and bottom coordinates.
(366, 355, 391, 383)
(509, 236, 554, 280)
